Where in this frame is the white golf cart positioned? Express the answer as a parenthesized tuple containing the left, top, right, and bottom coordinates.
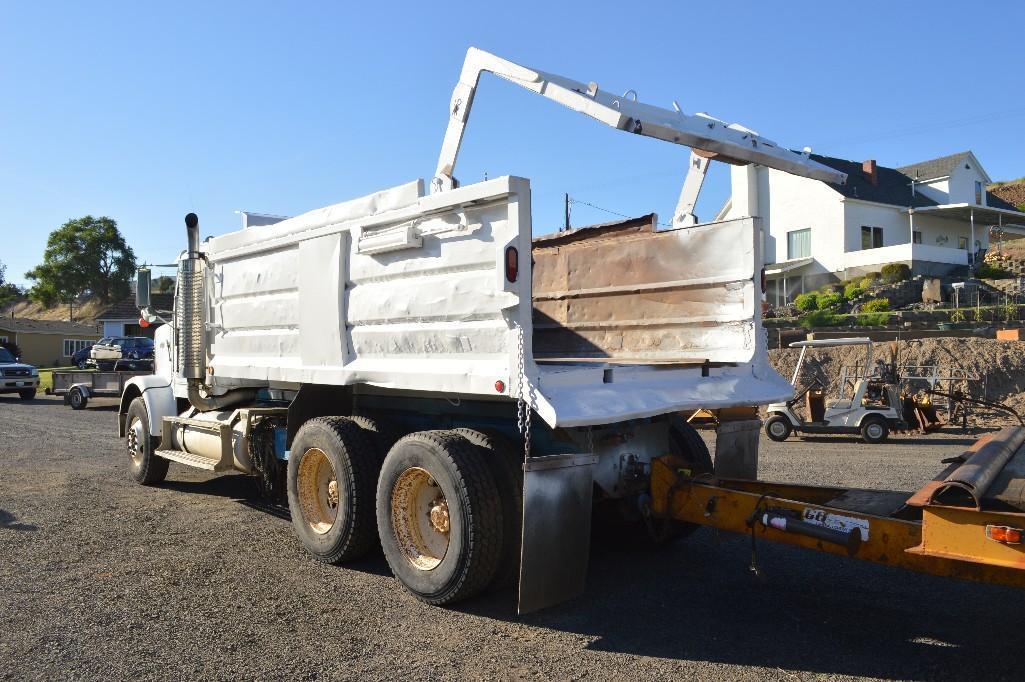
(765, 337, 908, 444)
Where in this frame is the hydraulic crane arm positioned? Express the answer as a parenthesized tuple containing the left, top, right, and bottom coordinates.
(433, 47, 847, 226)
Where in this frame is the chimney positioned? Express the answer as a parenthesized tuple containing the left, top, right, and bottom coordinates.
(862, 159, 878, 186)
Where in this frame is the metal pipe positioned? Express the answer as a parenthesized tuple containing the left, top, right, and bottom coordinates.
(763, 512, 862, 556)
(187, 381, 257, 412)
(186, 212, 200, 255)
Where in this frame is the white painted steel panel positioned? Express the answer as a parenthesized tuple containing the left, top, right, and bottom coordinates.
(197, 176, 789, 427)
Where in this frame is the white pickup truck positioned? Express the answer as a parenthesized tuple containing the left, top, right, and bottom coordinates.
(118, 48, 845, 613)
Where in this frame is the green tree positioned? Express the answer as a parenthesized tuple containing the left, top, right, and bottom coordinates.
(26, 216, 136, 306)
(0, 260, 26, 306)
(153, 275, 176, 294)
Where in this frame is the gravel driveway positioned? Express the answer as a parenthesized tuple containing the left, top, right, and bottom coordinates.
(2, 394, 1024, 680)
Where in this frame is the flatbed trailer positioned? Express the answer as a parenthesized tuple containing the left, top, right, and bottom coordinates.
(650, 427, 1025, 587)
(50, 368, 151, 410)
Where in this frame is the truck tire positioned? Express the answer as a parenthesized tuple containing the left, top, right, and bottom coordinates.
(18, 388, 36, 400)
(287, 417, 381, 564)
(764, 414, 792, 442)
(453, 427, 522, 588)
(376, 430, 503, 605)
(661, 415, 714, 539)
(860, 416, 889, 444)
(349, 414, 403, 461)
(125, 397, 169, 485)
(68, 387, 88, 410)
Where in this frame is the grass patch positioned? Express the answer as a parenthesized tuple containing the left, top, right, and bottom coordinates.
(37, 366, 91, 392)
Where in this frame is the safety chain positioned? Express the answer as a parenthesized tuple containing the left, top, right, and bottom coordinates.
(514, 323, 532, 461)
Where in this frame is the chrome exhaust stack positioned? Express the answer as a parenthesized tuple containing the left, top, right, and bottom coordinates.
(178, 213, 207, 382)
(177, 213, 259, 412)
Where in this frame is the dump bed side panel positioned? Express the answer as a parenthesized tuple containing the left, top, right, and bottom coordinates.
(532, 217, 760, 364)
(203, 177, 532, 397)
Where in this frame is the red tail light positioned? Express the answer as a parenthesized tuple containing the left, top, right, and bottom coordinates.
(505, 246, 519, 283)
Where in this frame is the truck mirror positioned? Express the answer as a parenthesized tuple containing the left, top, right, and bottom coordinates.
(136, 267, 152, 308)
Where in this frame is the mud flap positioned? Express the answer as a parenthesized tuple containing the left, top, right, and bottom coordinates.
(517, 453, 597, 614)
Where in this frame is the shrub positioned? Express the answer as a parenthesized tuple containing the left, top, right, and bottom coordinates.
(843, 284, 865, 300)
(861, 297, 890, 313)
(859, 272, 881, 289)
(949, 308, 966, 324)
(819, 283, 844, 294)
(975, 263, 1013, 279)
(856, 312, 891, 326)
(817, 292, 842, 310)
(794, 292, 819, 312)
(799, 309, 842, 329)
(881, 263, 911, 283)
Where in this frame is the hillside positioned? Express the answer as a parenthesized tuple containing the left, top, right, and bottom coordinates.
(0, 297, 109, 323)
(989, 179, 1025, 211)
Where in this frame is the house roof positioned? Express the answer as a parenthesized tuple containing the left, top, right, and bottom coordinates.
(806, 152, 1017, 213)
(896, 151, 974, 182)
(97, 293, 174, 321)
(0, 317, 100, 336)
(809, 154, 939, 208)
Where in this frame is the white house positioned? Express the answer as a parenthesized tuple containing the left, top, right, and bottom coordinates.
(723, 151, 1025, 304)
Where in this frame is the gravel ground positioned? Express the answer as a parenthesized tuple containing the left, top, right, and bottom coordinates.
(3, 395, 1025, 680)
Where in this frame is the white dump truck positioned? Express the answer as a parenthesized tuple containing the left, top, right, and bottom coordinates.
(118, 48, 846, 613)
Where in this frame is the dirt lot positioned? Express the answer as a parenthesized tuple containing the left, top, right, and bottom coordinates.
(3, 395, 1025, 680)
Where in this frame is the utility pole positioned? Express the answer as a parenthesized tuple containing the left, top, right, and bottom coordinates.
(564, 193, 570, 232)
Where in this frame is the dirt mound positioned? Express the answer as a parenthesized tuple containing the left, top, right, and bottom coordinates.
(768, 337, 1025, 425)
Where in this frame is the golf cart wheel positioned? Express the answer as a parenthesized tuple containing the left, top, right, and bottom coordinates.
(860, 416, 889, 444)
(765, 415, 792, 442)
(376, 430, 502, 606)
(68, 387, 88, 410)
(286, 417, 381, 564)
(125, 397, 169, 485)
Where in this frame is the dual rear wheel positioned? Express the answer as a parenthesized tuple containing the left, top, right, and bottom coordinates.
(286, 419, 515, 605)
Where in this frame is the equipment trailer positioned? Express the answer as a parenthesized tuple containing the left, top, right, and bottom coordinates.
(117, 47, 1025, 613)
(50, 367, 151, 410)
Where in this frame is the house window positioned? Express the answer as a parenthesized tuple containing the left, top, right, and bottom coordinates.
(63, 339, 94, 357)
(786, 229, 811, 260)
(958, 236, 969, 250)
(975, 181, 983, 205)
(912, 231, 922, 244)
(861, 226, 884, 250)
(0, 336, 7, 344)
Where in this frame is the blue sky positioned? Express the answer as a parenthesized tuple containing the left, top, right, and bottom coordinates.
(2, 1, 1023, 287)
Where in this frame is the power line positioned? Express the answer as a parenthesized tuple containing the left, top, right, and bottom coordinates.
(568, 197, 673, 228)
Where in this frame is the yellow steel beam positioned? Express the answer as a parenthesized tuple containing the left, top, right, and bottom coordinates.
(650, 455, 1025, 590)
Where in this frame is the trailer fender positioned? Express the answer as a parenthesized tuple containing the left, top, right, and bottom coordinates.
(118, 376, 175, 438)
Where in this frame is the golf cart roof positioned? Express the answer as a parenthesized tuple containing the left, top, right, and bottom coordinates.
(789, 337, 872, 348)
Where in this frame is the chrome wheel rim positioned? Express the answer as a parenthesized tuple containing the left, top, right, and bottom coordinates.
(127, 417, 145, 466)
(391, 467, 450, 571)
(867, 423, 883, 439)
(296, 448, 338, 535)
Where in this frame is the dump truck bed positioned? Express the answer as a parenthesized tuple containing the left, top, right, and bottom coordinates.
(198, 175, 790, 427)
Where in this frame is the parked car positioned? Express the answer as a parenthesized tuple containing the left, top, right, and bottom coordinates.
(0, 346, 39, 399)
(90, 337, 155, 370)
